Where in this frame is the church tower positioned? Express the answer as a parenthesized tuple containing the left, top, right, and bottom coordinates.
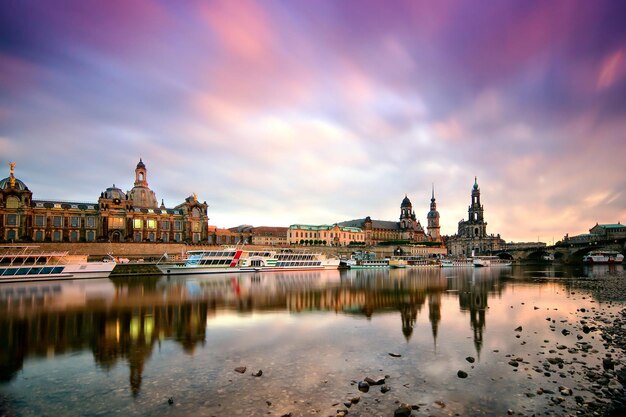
(127, 158, 158, 208)
(427, 185, 440, 241)
(399, 195, 416, 229)
(469, 176, 484, 223)
(134, 158, 148, 187)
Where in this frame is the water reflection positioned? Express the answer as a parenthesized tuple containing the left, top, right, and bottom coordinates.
(0, 265, 619, 404)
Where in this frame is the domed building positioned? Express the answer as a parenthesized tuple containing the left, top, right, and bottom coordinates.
(0, 163, 33, 242)
(0, 160, 210, 244)
(336, 192, 444, 252)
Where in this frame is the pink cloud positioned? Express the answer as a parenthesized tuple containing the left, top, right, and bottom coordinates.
(199, 0, 276, 66)
(597, 49, 625, 90)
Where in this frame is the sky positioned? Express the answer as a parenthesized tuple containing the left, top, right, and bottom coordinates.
(1, 0, 625, 243)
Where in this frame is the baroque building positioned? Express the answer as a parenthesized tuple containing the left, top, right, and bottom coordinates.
(0, 161, 209, 243)
(338, 193, 442, 246)
(445, 177, 504, 256)
(288, 224, 364, 246)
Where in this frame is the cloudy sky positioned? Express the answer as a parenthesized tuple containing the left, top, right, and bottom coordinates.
(1, 0, 625, 242)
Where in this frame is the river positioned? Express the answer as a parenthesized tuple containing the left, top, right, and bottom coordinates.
(1, 264, 624, 416)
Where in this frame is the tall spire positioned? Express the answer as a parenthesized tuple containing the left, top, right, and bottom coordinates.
(473, 176, 478, 190)
(431, 183, 435, 201)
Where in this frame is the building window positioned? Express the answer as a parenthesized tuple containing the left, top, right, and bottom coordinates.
(134, 232, 142, 242)
(70, 216, 80, 227)
(53, 216, 63, 227)
(6, 230, 16, 241)
(52, 231, 61, 241)
(174, 233, 181, 242)
(86, 216, 96, 228)
(161, 232, 168, 242)
(70, 231, 79, 242)
(35, 215, 45, 227)
(174, 221, 182, 231)
(133, 219, 143, 229)
(149, 232, 155, 242)
(34, 230, 44, 242)
(147, 219, 156, 229)
(161, 220, 170, 230)
(193, 233, 199, 243)
(110, 217, 124, 228)
(6, 214, 18, 226)
(86, 231, 95, 242)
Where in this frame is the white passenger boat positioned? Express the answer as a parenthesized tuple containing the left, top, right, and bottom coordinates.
(0, 246, 116, 283)
(440, 258, 473, 268)
(157, 247, 340, 275)
(472, 256, 512, 267)
(582, 251, 624, 264)
(340, 251, 389, 269)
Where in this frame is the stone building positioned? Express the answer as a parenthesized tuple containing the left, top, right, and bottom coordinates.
(0, 160, 209, 243)
(338, 193, 442, 246)
(445, 178, 505, 256)
(288, 224, 364, 246)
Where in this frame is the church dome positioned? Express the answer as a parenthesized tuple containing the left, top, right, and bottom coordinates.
(128, 186, 158, 208)
(427, 209, 439, 218)
(103, 185, 125, 200)
(0, 176, 28, 191)
(136, 158, 146, 169)
(401, 195, 412, 208)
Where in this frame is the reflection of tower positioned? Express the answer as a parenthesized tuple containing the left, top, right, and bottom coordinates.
(458, 275, 489, 358)
(428, 292, 442, 349)
(399, 292, 426, 342)
(400, 303, 418, 341)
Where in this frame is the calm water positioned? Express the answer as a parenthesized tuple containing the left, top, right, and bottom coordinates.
(1, 264, 624, 416)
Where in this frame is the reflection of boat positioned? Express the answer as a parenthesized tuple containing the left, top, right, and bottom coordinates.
(390, 256, 438, 268)
(472, 256, 512, 267)
(0, 246, 116, 283)
(582, 251, 624, 264)
(440, 258, 473, 268)
(157, 247, 340, 275)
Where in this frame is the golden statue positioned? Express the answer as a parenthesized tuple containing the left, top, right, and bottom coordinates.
(192, 192, 198, 201)
(9, 162, 15, 187)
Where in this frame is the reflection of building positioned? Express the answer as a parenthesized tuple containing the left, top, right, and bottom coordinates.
(288, 224, 364, 246)
(445, 178, 505, 256)
(338, 194, 443, 246)
(0, 161, 209, 243)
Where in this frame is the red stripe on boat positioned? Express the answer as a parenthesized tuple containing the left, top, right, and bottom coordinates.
(230, 250, 243, 267)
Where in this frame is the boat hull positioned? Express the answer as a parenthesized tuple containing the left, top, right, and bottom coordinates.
(0, 262, 115, 283)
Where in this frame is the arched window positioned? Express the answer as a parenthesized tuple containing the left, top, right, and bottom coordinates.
(6, 196, 19, 209)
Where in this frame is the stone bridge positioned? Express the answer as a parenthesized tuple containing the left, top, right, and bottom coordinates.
(493, 238, 626, 263)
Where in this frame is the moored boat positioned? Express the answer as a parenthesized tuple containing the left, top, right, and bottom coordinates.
(440, 258, 473, 268)
(472, 256, 512, 267)
(0, 246, 116, 283)
(582, 251, 624, 264)
(157, 247, 340, 275)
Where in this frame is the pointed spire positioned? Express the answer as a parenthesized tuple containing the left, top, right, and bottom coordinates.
(431, 183, 435, 201)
